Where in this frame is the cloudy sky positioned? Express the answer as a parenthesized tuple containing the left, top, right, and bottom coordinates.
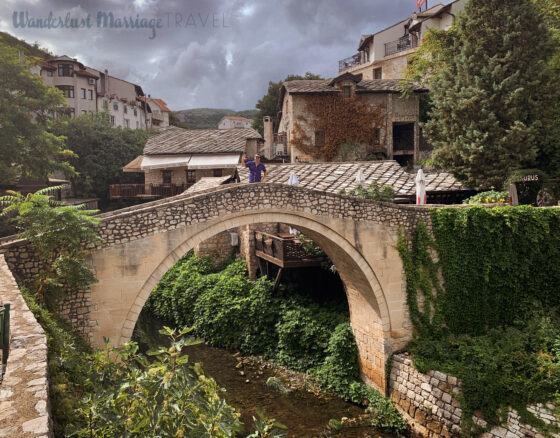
(1, 0, 453, 111)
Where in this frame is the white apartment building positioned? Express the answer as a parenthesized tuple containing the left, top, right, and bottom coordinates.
(32, 56, 168, 130)
(338, 0, 467, 79)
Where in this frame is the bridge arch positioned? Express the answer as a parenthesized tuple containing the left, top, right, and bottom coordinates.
(78, 184, 425, 389)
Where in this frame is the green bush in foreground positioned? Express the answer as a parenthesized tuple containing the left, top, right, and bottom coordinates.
(146, 254, 406, 434)
(24, 289, 287, 437)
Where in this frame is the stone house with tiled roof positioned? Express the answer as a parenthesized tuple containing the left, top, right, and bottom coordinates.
(119, 126, 263, 196)
(142, 96, 171, 128)
(271, 73, 427, 167)
(218, 116, 253, 129)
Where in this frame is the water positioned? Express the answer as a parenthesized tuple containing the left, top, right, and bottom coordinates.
(133, 310, 392, 438)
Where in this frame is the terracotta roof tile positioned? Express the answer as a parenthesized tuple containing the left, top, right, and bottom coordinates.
(144, 126, 263, 155)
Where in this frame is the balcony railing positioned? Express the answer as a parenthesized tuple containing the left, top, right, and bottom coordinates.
(254, 231, 326, 269)
(272, 133, 289, 157)
(109, 183, 187, 200)
(338, 53, 362, 72)
(385, 34, 418, 57)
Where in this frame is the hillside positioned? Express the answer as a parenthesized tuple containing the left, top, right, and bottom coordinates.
(174, 108, 258, 130)
(0, 31, 52, 58)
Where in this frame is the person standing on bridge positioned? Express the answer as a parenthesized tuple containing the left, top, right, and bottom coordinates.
(242, 153, 267, 183)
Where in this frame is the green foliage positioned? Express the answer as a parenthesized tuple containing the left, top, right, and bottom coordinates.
(463, 191, 508, 205)
(338, 182, 395, 202)
(431, 206, 560, 334)
(408, 0, 560, 189)
(168, 111, 189, 129)
(252, 72, 322, 135)
(296, 234, 326, 257)
(398, 208, 560, 434)
(51, 112, 149, 202)
(0, 42, 73, 184)
(172, 108, 257, 130)
(0, 187, 101, 304)
(146, 254, 406, 434)
(67, 327, 243, 438)
(246, 412, 287, 438)
(0, 31, 52, 58)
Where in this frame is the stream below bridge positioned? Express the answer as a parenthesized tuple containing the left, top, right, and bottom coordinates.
(133, 310, 396, 438)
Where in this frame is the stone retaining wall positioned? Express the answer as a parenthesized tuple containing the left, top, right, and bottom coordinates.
(389, 353, 559, 438)
(0, 254, 52, 438)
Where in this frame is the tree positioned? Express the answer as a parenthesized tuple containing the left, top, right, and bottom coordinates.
(409, 0, 559, 189)
(0, 187, 101, 305)
(0, 42, 74, 185)
(252, 72, 322, 136)
(169, 111, 189, 129)
(52, 112, 149, 203)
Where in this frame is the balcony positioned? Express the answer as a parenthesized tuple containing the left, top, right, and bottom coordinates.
(338, 53, 362, 72)
(384, 34, 418, 57)
(254, 231, 326, 269)
(109, 183, 187, 200)
(272, 133, 289, 157)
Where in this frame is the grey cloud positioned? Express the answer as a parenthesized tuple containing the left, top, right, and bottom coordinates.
(3, 0, 453, 110)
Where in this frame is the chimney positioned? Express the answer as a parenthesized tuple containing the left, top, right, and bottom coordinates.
(104, 69, 109, 94)
(263, 116, 273, 157)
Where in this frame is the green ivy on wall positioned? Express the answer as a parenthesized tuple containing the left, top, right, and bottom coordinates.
(398, 206, 560, 436)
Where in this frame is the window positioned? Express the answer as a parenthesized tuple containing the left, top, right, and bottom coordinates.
(186, 170, 196, 184)
(80, 88, 86, 99)
(343, 86, 351, 98)
(374, 67, 382, 79)
(81, 110, 87, 114)
(88, 90, 93, 100)
(58, 63, 73, 77)
(134, 109, 137, 116)
(46, 70, 53, 77)
(162, 170, 172, 184)
(373, 128, 381, 144)
(124, 119, 130, 128)
(110, 115, 115, 125)
(113, 103, 118, 111)
(124, 105, 128, 114)
(213, 169, 223, 177)
(56, 85, 74, 98)
(136, 121, 139, 128)
(68, 108, 75, 117)
(103, 100, 108, 106)
(315, 131, 325, 147)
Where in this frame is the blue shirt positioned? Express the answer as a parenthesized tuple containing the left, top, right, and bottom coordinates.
(246, 161, 266, 183)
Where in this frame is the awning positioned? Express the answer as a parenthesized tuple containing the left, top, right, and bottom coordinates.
(140, 155, 191, 170)
(188, 154, 241, 170)
(123, 156, 144, 173)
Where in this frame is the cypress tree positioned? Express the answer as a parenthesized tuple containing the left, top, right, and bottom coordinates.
(424, 0, 558, 189)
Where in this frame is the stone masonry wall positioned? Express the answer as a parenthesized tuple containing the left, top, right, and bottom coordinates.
(390, 353, 559, 438)
(0, 254, 52, 437)
(194, 230, 236, 266)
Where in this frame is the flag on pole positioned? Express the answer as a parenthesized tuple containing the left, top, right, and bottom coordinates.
(417, 0, 426, 9)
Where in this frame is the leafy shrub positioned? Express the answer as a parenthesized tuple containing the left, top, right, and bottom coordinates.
(463, 190, 508, 204)
(338, 182, 395, 202)
(146, 253, 407, 435)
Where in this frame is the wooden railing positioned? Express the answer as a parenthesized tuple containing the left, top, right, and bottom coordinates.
(254, 231, 326, 268)
(109, 184, 187, 200)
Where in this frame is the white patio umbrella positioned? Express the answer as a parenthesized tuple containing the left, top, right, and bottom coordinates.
(416, 168, 427, 205)
(355, 168, 366, 185)
(287, 172, 300, 235)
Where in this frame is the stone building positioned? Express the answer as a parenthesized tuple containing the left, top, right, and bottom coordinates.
(337, 0, 467, 80)
(274, 73, 427, 166)
(218, 116, 253, 129)
(113, 126, 263, 199)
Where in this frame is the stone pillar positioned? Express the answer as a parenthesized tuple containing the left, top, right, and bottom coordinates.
(238, 225, 258, 280)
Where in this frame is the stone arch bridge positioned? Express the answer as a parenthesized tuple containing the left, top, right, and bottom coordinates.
(2, 183, 431, 391)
